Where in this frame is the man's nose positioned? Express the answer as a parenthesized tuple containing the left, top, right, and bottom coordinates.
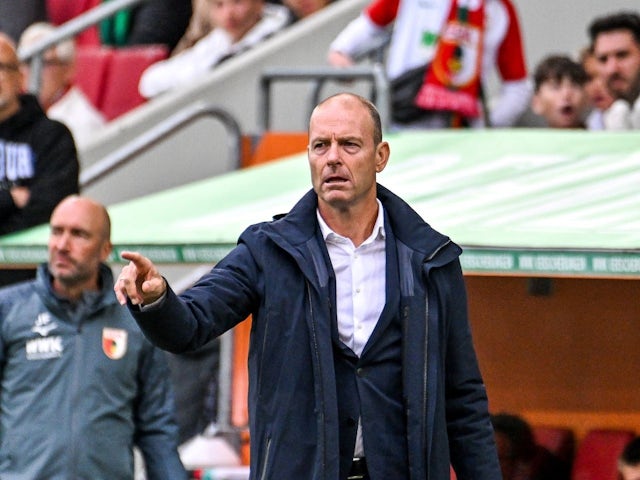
(53, 233, 70, 249)
(326, 142, 340, 163)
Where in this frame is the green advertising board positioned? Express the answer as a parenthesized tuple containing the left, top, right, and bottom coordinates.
(1, 130, 638, 278)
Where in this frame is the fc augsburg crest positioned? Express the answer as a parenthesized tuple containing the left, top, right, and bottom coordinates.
(102, 328, 128, 360)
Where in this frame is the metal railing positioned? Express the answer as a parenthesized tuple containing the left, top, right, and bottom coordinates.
(79, 103, 243, 189)
(17, 0, 148, 93)
(259, 64, 391, 132)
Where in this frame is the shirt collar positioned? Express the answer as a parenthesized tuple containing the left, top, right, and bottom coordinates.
(317, 199, 386, 243)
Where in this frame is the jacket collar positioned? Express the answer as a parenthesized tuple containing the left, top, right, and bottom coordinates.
(265, 184, 460, 266)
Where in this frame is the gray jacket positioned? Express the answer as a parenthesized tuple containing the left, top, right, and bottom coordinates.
(0, 264, 186, 480)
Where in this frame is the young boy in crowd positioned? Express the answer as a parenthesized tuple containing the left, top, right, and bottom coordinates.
(531, 54, 590, 128)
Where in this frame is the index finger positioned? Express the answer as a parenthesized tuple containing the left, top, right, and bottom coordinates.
(120, 250, 148, 267)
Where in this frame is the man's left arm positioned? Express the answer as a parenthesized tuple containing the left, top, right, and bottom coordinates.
(134, 342, 188, 480)
(489, 0, 531, 127)
(440, 260, 501, 479)
(22, 122, 79, 227)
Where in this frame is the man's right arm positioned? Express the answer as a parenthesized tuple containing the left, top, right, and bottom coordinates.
(117, 245, 259, 354)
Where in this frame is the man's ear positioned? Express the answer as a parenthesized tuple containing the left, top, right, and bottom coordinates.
(375, 141, 390, 173)
(100, 241, 113, 263)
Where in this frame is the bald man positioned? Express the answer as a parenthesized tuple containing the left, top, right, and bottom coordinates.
(115, 93, 500, 479)
(0, 196, 187, 479)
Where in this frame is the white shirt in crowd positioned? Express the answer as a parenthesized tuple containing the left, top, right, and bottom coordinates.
(138, 3, 290, 99)
(48, 86, 106, 149)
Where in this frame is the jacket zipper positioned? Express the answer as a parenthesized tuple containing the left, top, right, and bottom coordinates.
(421, 239, 451, 463)
(306, 280, 327, 477)
(258, 437, 272, 480)
(70, 318, 84, 478)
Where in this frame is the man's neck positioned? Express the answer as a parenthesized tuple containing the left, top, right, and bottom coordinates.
(52, 278, 100, 303)
(319, 201, 379, 248)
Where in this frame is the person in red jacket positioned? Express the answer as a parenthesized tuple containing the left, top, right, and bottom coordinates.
(329, 0, 531, 128)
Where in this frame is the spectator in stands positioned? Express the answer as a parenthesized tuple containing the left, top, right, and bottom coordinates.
(0, 195, 187, 479)
(100, 0, 193, 52)
(0, 33, 78, 287)
(588, 11, 640, 130)
(0, 0, 47, 44)
(619, 436, 640, 480)
(18, 22, 106, 149)
(172, 0, 215, 56)
(530, 54, 589, 129)
(491, 413, 568, 480)
(580, 46, 616, 130)
(327, 0, 531, 128)
(281, 0, 332, 23)
(138, 0, 290, 99)
(114, 92, 502, 480)
(172, 0, 331, 57)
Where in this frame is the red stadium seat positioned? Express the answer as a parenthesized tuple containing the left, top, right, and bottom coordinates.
(47, 0, 101, 46)
(99, 44, 168, 121)
(74, 45, 114, 109)
(533, 425, 576, 466)
(571, 429, 635, 480)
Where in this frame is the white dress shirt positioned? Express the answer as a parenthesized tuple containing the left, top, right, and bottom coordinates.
(317, 200, 386, 458)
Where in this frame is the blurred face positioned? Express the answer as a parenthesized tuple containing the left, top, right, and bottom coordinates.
(532, 77, 588, 128)
(583, 54, 615, 111)
(308, 95, 388, 214)
(620, 464, 640, 480)
(0, 39, 23, 121)
(282, 0, 328, 19)
(594, 29, 640, 102)
(48, 197, 112, 294)
(20, 49, 73, 110)
(209, 0, 263, 43)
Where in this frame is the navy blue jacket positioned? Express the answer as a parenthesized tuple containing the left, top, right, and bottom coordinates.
(133, 184, 501, 479)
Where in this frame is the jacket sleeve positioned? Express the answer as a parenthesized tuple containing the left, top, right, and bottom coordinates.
(441, 260, 501, 479)
(0, 188, 17, 222)
(329, 13, 389, 59)
(489, 0, 531, 127)
(133, 341, 188, 480)
(21, 121, 79, 228)
(131, 240, 260, 354)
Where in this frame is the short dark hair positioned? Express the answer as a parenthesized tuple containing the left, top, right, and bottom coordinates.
(533, 55, 588, 92)
(588, 11, 640, 46)
(620, 436, 640, 467)
(491, 413, 537, 461)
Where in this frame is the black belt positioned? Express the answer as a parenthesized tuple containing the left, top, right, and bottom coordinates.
(348, 457, 369, 480)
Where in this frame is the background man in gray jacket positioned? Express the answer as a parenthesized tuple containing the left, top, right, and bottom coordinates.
(0, 195, 186, 480)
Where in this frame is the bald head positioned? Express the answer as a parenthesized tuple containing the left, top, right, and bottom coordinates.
(311, 93, 383, 146)
(51, 195, 111, 241)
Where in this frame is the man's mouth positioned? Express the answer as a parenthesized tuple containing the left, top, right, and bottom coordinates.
(324, 175, 347, 184)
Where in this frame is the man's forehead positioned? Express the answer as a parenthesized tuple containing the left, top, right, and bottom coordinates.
(595, 30, 640, 51)
(310, 100, 371, 135)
